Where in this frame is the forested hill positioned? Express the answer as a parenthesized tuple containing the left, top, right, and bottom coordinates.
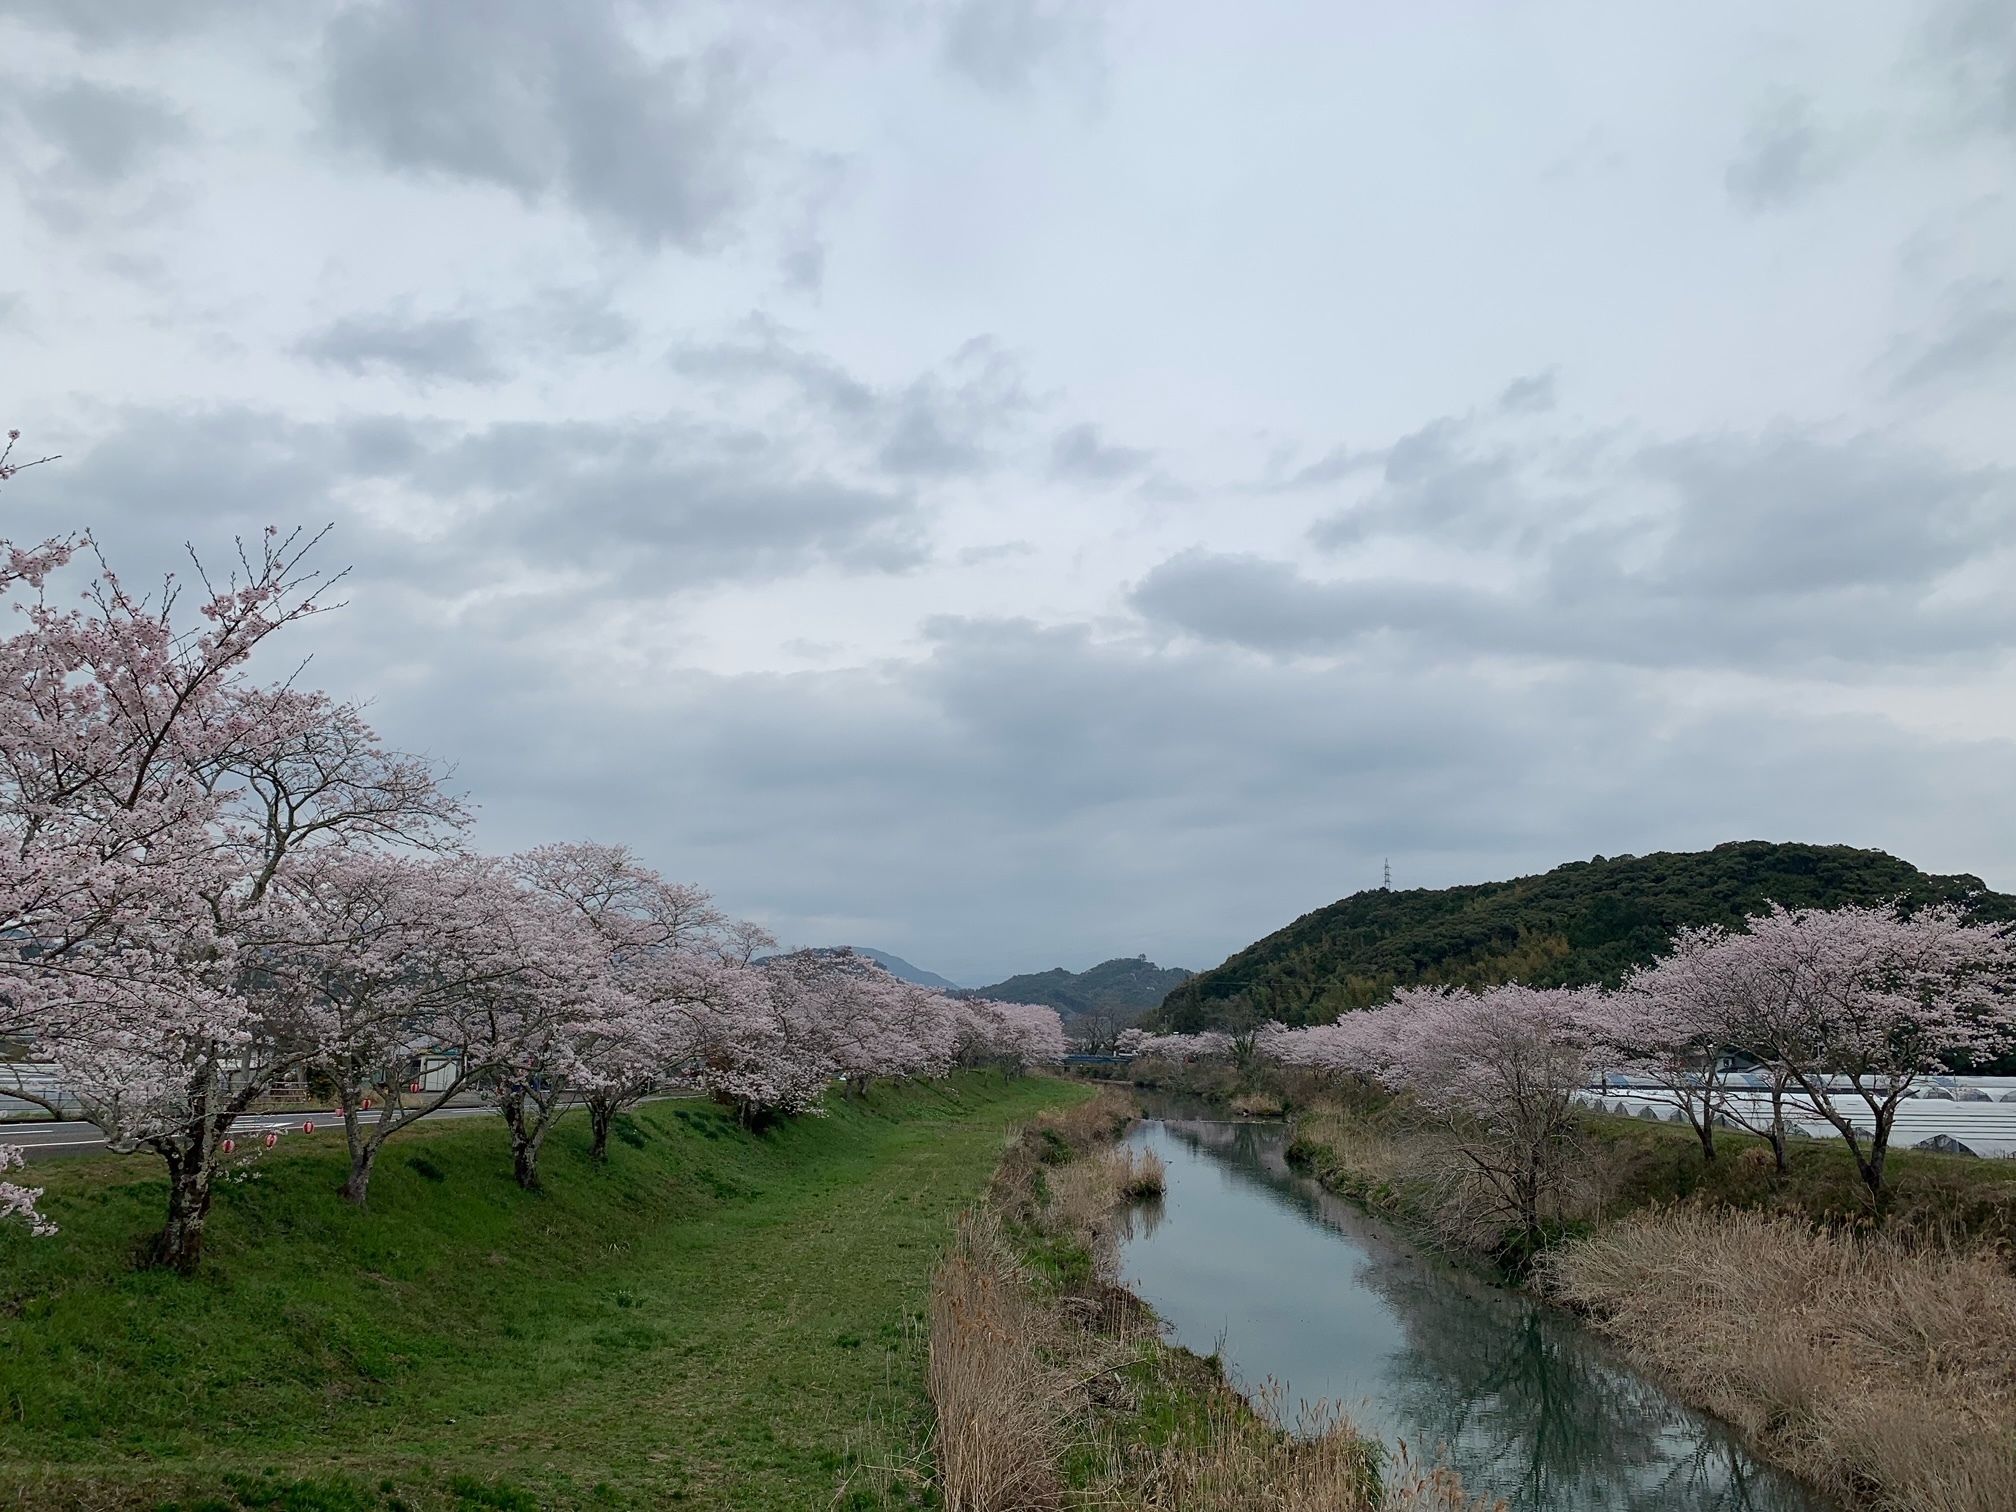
(1151, 841, 2016, 1033)
(969, 957, 1193, 1021)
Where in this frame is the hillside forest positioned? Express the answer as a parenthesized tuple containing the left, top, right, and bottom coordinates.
(1153, 841, 2016, 1032)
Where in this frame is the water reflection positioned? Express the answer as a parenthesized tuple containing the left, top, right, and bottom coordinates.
(1118, 1120, 1831, 1512)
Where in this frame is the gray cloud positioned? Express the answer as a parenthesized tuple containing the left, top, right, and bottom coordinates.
(10, 77, 188, 186)
(1310, 418, 1524, 548)
(15, 406, 925, 608)
(320, 0, 757, 249)
(1891, 277, 2016, 391)
(521, 287, 636, 357)
(297, 312, 506, 385)
(673, 315, 879, 415)
(1920, 0, 2016, 138)
(1048, 422, 1151, 483)
(1262, 445, 1380, 493)
(1143, 429, 2015, 670)
(939, 0, 1106, 96)
(674, 322, 1032, 479)
(296, 291, 634, 386)
(0, 0, 254, 43)
(1498, 371, 1557, 414)
(1724, 95, 1836, 211)
(336, 610, 2016, 982)
(416, 419, 925, 587)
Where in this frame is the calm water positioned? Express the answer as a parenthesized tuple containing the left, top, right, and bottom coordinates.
(1117, 1118, 1833, 1512)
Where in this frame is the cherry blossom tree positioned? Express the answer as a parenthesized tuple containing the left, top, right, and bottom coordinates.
(806, 951, 954, 1098)
(954, 998, 1068, 1072)
(270, 852, 563, 1204)
(0, 527, 336, 1270)
(1124, 1029, 1235, 1063)
(1373, 985, 1599, 1246)
(514, 841, 771, 1158)
(1606, 923, 1814, 1172)
(1703, 903, 2016, 1207)
(0, 463, 460, 1266)
(1262, 1012, 1395, 1079)
(693, 949, 845, 1125)
(1602, 930, 1750, 1164)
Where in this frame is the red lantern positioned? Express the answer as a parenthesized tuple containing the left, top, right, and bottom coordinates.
(361, 1097, 373, 1110)
(409, 1082, 422, 1093)
(264, 1132, 279, 1148)
(221, 1139, 235, 1154)
(302, 1120, 316, 1134)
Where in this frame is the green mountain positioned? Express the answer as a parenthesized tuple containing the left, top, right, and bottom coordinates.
(971, 956, 1193, 1021)
(1152, 841, 2016, 1032)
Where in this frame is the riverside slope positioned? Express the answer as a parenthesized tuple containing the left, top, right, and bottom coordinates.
(0, 1074, 1078, 1512)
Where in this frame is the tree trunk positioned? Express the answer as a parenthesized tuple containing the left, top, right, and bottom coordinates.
(1767, 1081, 1790, 1174)
(589, 1100, 614, 1162)
(512, 1128, 542, 1190)
(1861, 1116, 1893, 1213)
(501, 1088, 547, 1190)
(1690, 1103, 1717, 1162)
(154, 1144, 216, 1274)
(343, 1139, 380, 1206)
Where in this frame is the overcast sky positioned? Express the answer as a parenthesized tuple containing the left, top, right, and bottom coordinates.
(2, 0, 2012, 984)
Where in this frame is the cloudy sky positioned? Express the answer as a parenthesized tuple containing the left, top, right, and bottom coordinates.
(2, 0, 2012, 984)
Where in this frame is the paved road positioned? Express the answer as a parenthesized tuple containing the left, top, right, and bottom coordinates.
(0, 1103, 500, 1160)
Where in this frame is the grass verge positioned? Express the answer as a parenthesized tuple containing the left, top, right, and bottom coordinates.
(0, 1073, 1084, 1512)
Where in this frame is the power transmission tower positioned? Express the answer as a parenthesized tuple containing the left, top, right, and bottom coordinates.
(1382, 857, 1391, 891)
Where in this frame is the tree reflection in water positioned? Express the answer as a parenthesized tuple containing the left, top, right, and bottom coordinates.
(1136, 1119, 1830, 1512)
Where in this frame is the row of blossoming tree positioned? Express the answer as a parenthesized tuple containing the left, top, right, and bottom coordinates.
(1128, 902, 2016, 1228)
(0, 442, 1064, 1269)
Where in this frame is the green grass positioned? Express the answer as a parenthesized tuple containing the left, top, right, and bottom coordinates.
(0, 1074, 1087, 1511)
(1581, 1106, 2016, 1238)
(1288, 1079, 2016, 1258)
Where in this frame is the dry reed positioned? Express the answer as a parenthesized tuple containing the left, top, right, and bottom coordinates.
(928, 1212, 1074, 1512)
(1542, 1206, 2016, 1512)
(1125, 1385, 1380, 1511)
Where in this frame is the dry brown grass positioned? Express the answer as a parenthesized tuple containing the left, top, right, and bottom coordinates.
(1123, 1386, 1379, 1511)
(1112, 1146, 1166, 1200)
(1542, 1207, 2016, 1512)
(1119, 1384, 1506, 1512)
(928, 1213, 1075, 1512)
(1230, 1090, 1286, 1118)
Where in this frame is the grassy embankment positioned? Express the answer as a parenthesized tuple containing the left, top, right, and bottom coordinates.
(1282, 1075, 2016, 1512)
(0, 1073, 1083, 1512)
(923, 1087, 1491, 1512)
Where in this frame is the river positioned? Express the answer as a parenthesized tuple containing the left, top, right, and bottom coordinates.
(1117, 1117, 1834, 1512)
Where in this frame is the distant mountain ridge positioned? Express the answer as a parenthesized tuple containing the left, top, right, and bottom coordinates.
(967, 957, 1194, 1021)
(1151, 841, 2016, 1033)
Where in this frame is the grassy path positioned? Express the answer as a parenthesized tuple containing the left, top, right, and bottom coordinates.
(0, 1074, 1084, 1511)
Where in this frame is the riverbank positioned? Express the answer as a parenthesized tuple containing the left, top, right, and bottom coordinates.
(0, 1073, 1079, 1511)
(1278, 1076, 2016, 1512)
(927, 1087, 1496, 1511)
